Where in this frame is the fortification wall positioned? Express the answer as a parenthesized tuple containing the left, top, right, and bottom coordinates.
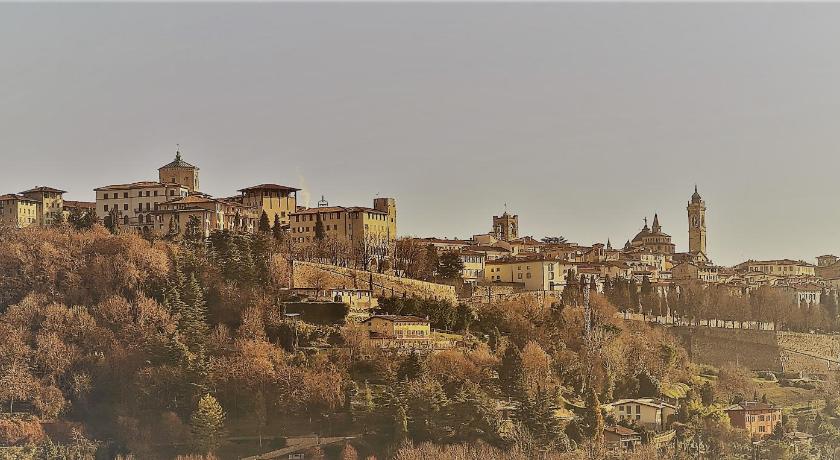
(670, 327, 783, 371)
(668, 327, 840, 373)
(292, 261, 457, 304)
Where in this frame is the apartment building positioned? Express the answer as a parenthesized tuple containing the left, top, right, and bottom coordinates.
(154, 195, 257, 238)
(94, 181, 189, 232)
(20, 186, 66, 226)
(735, 259, 816, 277)
(289, 197, 397, 247)
(484, 255, 576, 291)
(0, 194, 40, 228)
(235, 183, 299, 227)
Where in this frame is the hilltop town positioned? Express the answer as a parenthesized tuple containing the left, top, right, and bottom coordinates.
(1, 152, 840, 460)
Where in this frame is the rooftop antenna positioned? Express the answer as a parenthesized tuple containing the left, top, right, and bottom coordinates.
(175, 143, 181, 160)
(317, 195, 328, 207)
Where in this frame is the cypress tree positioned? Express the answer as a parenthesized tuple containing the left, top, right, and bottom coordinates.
(258, 211, 271, 233)
(397, 350, 423, 381)
(583, 387, 604, 445)
(499, 344, 523, 397)
(314, 213, 326, 241)
(272, 214, 284, 241)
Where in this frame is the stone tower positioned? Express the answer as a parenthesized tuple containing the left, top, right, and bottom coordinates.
(492, 211, 518, 242)
(373, 197, 397, 240)
(687, 185, 707, 256)
(159, 149, 200, 193)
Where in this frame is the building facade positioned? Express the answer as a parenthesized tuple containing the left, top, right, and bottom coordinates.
(0, 194, 40, 228)
(153, 195, 257, 238)
(484, 256, 576, 291)
(95, 181, 190, 232)
(20, 186, 66, 226)
(724, 402, 781, 438)
(236, 183, 299, 227)
(289, 197, 397, 248)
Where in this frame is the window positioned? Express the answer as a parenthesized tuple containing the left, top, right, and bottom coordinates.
(103, 193, 109, 199)
(104, 205, 109, 211)
(517, 273, 522, 279)
(123, 192, 128, 198)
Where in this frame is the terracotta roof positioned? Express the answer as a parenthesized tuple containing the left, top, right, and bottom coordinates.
(725, 401, 777, 412)
(238, 183, 300, 192)
(291, 206, 386, 216)
(20, 186, 66, 194)
(604, 425, 639, 437)
(0, 194, 38, 203)
(63, 200, 95, 209)
(364, 315, 429, 323)
(95, 181, 184, 191)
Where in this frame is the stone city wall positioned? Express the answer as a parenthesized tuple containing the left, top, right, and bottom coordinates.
(292, 261, 457, 304)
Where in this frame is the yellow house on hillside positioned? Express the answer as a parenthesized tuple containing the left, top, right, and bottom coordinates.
(363, 315, 430, 340)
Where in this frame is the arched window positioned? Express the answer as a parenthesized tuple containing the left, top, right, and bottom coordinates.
(123, 215, 129, 225)
(147, 214, 153, 223)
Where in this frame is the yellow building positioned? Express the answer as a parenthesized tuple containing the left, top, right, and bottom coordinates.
(0, 194, 40, 228)
(735, 259, 816, 277)
(289, 197, 397, 247)
(20, 186, 66, 226)
(672, 261, 720, 283)
(484, 256, 576, 291)
(94, 181, 190, 233)
(236, 183, 299, 227)
(363, 315, 430, 340)
(459, 250, 487, 284)
(153, 195, 257, 238)
(158, 150, 200, 193)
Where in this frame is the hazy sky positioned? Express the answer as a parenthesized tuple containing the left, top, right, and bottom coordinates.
(2, 3, 840, 266)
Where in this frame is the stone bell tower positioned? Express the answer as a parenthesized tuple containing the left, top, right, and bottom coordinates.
(687, 185, 707, 256)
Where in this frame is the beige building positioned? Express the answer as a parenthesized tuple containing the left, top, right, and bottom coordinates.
(672, 262, 720, 283)
(0, 194, 40, 228)
(158, 150, 200, 193)
(289, 197, 397, 248)
(20, 186, 66, 226)
(236, 183, 299, 227)
(611, 398, 677, 431)
(459, 250, 486, 284)
(95, 181, 190, 232)
(484, 256, 576, 291)
(363, 315, 430, 340)
(153, 195, 257, 238)
(735, 259, 816, 277)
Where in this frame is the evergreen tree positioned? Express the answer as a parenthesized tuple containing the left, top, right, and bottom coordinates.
(393, 404, 408, 442)
(179, 274, 209, 350)
(499, 344, 523, 397)
(314, 213, 326, 241)
(397, 350, 423, 381)
(191, 394, 226, 453)
(258, 211, 271, 233)
(437, 251, 464, 280)
(272, 214, 285, 241)
(562, 269, 580, 306)
(583, 387, 604, 445)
